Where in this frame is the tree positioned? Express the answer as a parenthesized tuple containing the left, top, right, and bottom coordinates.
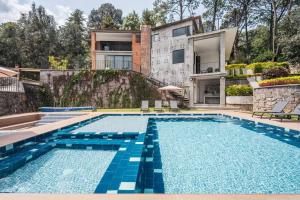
(122, 11, 140, 31)
(17, 3, 58, 68)
(60, 9, 88, 69)
(202, 0, 226, 31)
(256, 0, 298, 60)
(221, 0, 259, 62)
(0, 22, 21, 67)
(141, 8, 166, 26)
(87, 3, 122, 30)
(153, 0, 200, 21)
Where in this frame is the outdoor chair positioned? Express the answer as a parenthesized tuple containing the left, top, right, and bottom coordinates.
(170, 100, 179, 112)
(141, 100, 149, 112)
(252, 100, 289, 118)
(154, 100, 163, 112)
(270, 104, 300, 121)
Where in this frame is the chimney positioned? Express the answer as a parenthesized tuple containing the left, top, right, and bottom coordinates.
(140, 25, 151, 76)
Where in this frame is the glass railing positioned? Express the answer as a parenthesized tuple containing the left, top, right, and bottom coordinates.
(95, 59, 132, 70)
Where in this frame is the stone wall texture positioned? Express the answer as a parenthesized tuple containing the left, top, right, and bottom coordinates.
(253, 84, 300, 112)
(50, 70, 162, 108)
(0, 83, 51, 116)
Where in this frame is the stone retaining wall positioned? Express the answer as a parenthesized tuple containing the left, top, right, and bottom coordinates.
(253, 84, 300, 112)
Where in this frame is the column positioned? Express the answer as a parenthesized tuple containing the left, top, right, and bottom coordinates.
(220, 32, 226, 73)
(220, 77, 226, 106)
(189, 78, 194, 107)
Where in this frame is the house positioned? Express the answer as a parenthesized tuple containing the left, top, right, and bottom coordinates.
(90, 16, 237, 107)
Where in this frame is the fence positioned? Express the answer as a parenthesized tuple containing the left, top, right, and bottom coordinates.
(0, 77, 20, 92)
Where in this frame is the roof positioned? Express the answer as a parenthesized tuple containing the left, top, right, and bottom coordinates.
(0, 67, 18, 77)
(152, 16, 201, 31)
(189, 27, 238, 60)
(90, 29, 141, 33)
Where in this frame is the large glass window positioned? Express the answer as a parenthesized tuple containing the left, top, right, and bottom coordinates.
(97, 41, 132, 51)
(105, 55, 132, 70)
(172, 49, 185, 64)
(172, 26, 191, 37)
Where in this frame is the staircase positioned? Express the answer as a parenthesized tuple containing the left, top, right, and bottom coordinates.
(143, 73, 190, 105)
(247, 76, 261, 89)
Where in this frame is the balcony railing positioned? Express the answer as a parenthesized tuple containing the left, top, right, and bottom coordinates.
(0, 77, 20, 92)
(194, 62, 220, 74)
(95, 59, 132, 70)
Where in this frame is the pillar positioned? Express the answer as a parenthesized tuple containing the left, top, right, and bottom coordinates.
(220, 76, 226, 106)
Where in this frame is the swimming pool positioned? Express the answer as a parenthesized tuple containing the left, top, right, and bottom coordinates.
(0, 114, 299, 194)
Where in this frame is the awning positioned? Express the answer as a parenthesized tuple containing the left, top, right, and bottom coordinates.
(158, 85, 183, 91)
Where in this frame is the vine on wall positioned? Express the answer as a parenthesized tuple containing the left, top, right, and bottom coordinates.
(51, 70, 161, 108)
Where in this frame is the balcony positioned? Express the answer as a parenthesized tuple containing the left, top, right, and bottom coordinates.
(94, 56, 132, 70)
(96, 41, 132, 52)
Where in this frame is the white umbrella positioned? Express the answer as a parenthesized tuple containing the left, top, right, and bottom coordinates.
(158, 85, 183, 91)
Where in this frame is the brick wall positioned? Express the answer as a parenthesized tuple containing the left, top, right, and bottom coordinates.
(132, 33, 141, 73)
(140, 25, 151, 76)
(91, 32, 96, 70)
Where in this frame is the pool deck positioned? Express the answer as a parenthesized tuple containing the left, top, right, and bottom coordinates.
(0, 110, 299, 199)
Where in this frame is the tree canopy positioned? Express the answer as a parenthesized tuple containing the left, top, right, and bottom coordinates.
(0, 1, 299, 69)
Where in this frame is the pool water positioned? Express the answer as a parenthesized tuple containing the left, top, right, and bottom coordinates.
(0, 149, 116, 193)
(155, 118, 300, 194)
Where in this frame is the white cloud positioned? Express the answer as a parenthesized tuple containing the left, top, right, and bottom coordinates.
(0, 0, 73, 26)
(46, 5, 73, 26)
(0, 0, 31, 23)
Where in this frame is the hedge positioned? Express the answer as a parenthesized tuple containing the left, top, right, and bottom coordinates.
(246, 61, 289, 70)
(225, 85, 253, 96)
(258, 76, 300, 87)
(225, 64, 247, 70)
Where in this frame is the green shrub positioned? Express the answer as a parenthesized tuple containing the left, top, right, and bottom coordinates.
(259, 76, 300, 87)
(247, 61, 289, 74)
(253, 51, 275, 62)
(225, 64, 247, 70)
(262, 66, 290, 80)
(225, 85, 253, 96)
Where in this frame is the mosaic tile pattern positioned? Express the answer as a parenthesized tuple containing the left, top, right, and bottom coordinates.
(0, 114, 299, 194)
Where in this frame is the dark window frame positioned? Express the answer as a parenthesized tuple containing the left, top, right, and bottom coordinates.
(172, 49, 185, 64)
(172, 26, 191, 37)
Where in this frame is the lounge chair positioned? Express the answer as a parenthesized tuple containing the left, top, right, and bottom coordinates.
(141, 100, 149, 112)
(154, 100, 163, 112)
(270, 104, 300, 121)
(170, 100, 179, 112)
(252, 100, 289, 118)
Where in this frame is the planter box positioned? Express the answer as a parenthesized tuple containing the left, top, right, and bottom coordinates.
(226, 96, 253, 105)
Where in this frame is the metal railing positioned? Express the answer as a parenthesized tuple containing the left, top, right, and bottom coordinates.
(194, 62, 220, 74)
(0, 77, 20, 92)
(95, 59, 132, 70)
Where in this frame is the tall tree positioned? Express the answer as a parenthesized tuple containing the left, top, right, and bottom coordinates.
(0, 22, 21, 67)
(202, 0, 226, 31)
(257, 0, 298, 60)
(60, 9, 88, 69)
(17, 3, 57, 68)
(87, 3, 122, 30)
(122, 11, 140, 30)
(222, 0, 258, 62)
(153, 0, 200, 21)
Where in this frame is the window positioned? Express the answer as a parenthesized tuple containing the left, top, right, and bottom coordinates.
(172, 49, 185, 64)
(152, 33, 159, 42)
(172, 26, 191, 37)
(105, 55, 132, 70)
(100, 41, 132, 51)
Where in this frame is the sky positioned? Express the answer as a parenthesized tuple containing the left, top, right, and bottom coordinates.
(0, 0, 205, 26)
